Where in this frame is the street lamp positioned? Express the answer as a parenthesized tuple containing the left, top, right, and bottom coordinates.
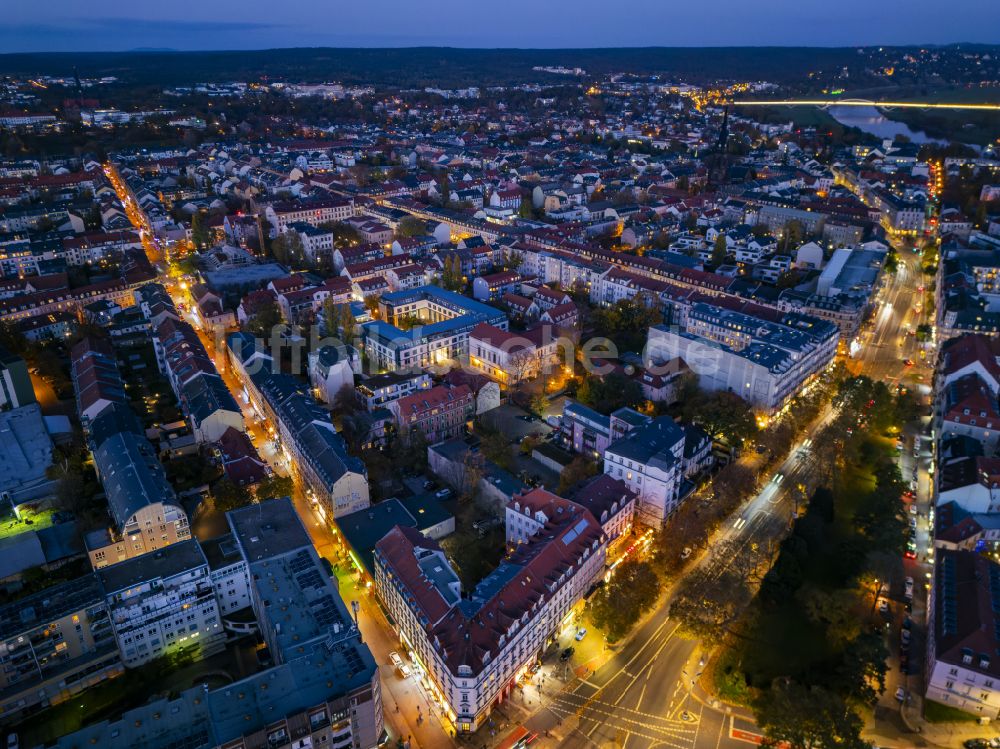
(350, 599, 361, 641)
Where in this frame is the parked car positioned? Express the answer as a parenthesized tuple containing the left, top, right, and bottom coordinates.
(895, 687, 907, 702)
(435, 488, 453, 500)
(422, 479, 436, 490)
(389, 651, 411, 677)
(559, 647, 575, 662)
(878, 598, 890, 615)
(904, 576, 914, 599)
(575, 628, 587, 642)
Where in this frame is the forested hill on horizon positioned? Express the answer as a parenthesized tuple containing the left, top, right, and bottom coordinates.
(1, 44, 998, 88)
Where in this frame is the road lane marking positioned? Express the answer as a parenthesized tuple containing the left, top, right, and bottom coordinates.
(547, 702, 693, 749)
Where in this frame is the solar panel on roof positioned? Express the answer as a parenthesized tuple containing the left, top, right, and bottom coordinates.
(289, 549, 313, 573)
(296, 569, 325, 590)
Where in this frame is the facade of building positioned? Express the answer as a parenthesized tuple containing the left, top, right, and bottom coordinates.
(388, 383, 474, 444)
(357, 371, 433, 412)
(228, 498, 383, 748)
(362, 286, 507, 372)
(646, 303, 838, 413)
(265, 197, 354, 233)
(49, 498, 384, 749)
(97, 540, 225, 667)
(309, 343, 362, 405)
(0, 575, 121, 723)
(924, 549, 1000, 720)
(227, 332, 370, 518)
(374, 487, 605, 733)
(603, 417, 687, 527)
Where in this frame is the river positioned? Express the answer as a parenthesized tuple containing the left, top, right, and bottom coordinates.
(827, 105, 944, 144)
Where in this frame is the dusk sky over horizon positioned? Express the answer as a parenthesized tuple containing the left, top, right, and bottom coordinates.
(3, 0, 999, 53)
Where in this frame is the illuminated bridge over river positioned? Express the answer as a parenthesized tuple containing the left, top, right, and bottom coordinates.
(732, 98, 1000, 111)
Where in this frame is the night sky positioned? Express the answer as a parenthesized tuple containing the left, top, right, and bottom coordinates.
(2, 0, 998, 52)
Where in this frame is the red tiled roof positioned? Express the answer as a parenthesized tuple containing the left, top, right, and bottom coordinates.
(375, 488, 603, 674)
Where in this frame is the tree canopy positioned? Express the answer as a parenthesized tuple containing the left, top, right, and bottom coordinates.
(589, 559, 661, 642)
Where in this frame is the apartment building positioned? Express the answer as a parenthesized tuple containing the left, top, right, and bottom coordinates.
(374, 488, 605, 732)
(924, 549, 1000, 720)
(49, 499, 384, 749)
(0, 575, 121, 722)
(146, 299, 244, 444)
(265, 197, 354, 233)
(647, 302, 838, 413)
(603, 416, 688, 527)
(388, 383, 474, 444)
(228, 498, 383, 748)
(559, 401, 650, 460)
(356, 370, 433, 412)
(362, 286, 507, 372)
(467, 322, 565, 386)
(70, 336, 193, 569)
(226, 332, 369, 518)
(97, 539, 225, 667)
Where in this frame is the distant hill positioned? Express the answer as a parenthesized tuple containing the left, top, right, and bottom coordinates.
(0, 46, 922, 88)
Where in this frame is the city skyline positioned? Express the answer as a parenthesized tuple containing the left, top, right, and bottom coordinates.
(2, 1, 999, 53)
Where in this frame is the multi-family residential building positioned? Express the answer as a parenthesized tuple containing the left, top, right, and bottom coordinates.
(265, 196, 354, 233)
(559, 400, 650, 459)
(82, 398, 192, 568)
(309, 343, 361, 404)
(97, 539, 225, 667)
(200, 533, 253, 621)
(935, 456, 1000, 514)
(647, 302, 838, 413)
(50, 499, 383, 749)
(356, 370, 433, 412)
(924, 549, 1000, 720)
(289, 221, 335, 264)
(0, 575, 121, 722)
(388, 383, 474, 444)
(227, 332, 370, 518)
(568, 474, 637, 549)
(146, 296, 244, 444)
(472, 270, 521, 301)
(362, 286, 507, 372)
(937, 373, 1000, 450)
(227, 498, 383, 748)
(467, 322, 565, 385)
(71, 334, 193, 570)
(374, 487, 605, 732)
(603, 416, 688, 527)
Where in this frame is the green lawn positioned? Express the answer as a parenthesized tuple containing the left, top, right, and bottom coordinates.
(923, 699, 981, 724)
(0, 507, 55, 540)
